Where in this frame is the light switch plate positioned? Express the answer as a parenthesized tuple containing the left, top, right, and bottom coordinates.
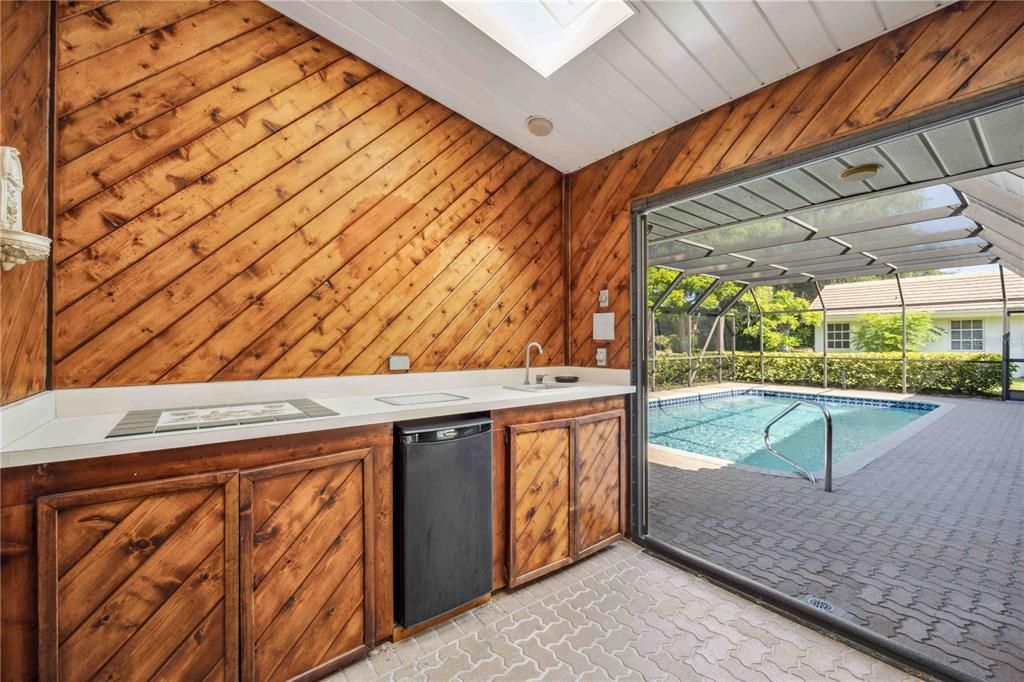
(388, 355, 410, 371)
(596, 348, 607, 366)
(599, 289, 609, 307)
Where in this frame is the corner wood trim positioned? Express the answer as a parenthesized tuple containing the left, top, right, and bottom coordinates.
(36, 501, 58, 682)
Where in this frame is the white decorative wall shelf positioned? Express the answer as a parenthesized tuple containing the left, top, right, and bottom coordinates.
(1, 146, 51, 271)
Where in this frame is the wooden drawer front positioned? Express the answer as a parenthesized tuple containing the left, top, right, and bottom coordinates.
(37, 472, 239, 682)
(575, 410, 626, 558)
(508, 419, 574, 587)
(239, 449, 374, 682)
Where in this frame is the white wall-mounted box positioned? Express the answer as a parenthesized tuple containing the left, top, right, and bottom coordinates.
(593, 312, 615, 341)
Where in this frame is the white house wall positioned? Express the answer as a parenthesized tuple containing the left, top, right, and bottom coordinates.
(812, 313, 1024, 360)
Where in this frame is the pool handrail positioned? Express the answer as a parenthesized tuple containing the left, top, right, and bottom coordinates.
(763, 400, 833, 492)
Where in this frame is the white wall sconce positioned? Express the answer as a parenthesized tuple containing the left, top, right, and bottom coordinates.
(1, 146, 51, 271)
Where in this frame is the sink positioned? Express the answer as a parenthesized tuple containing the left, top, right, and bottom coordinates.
(503, 384, 578, 392)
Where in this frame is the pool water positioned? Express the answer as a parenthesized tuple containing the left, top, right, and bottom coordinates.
(649, 394, 931, 473)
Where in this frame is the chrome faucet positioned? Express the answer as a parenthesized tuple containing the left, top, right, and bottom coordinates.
(524, 342, 544, 385)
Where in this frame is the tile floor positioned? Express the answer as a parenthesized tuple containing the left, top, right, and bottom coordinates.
(328, 543, 916, 681)
(647, 384, 1024, 680)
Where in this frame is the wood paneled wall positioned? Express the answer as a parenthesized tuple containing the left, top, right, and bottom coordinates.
(24, 0, 1024, 386)
(0, 1, 51, 404)
(568, 0, 1024, 369)
(52, 0, 564, 388)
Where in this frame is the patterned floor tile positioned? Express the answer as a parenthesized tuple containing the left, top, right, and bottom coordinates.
(648, 392, 1024, 680)
(326, 543, 914, 681)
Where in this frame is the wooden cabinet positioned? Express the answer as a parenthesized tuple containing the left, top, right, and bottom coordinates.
(36, 471, 240, 682)
(505, 406, 627, 588)
(507, 419, 575, 587)
(574, 410, 626, 559)
(239, 449, 375, 682)
(7, 426, 391, 682)
(9, 400, 623, 678)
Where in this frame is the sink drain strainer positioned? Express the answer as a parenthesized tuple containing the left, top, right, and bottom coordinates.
(805, 596, 835, 613)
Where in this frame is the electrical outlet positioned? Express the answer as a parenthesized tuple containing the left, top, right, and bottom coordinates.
(596, 348, 607, 367)
(599, 289, 609, 307)
(388, 355, 410, 371)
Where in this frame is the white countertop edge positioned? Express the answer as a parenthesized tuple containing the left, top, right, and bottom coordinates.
(1, 382, 634, 469)
(49, 366, 630, 417)
(0, 391, 56, 449)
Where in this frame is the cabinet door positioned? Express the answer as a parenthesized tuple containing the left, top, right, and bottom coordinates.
(37, 472, 239, 682)
(507, 419, 574, 588)
(574, 410, 626, 559)
(239, 449, 374, 682)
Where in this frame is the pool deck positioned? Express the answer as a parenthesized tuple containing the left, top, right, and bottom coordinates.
(648, 383, 1024, 680)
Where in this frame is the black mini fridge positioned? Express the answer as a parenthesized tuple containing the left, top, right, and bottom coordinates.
(395, 414, 493, 627)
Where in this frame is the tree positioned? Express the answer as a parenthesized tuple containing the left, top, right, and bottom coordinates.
(647, 267, 820, 352)
(646, 269, 737, 311)
(647, 269, 743, 354)
(654, 334, 679, 354)
(853, 312, 942, 352)
(739, 288, 821, 351)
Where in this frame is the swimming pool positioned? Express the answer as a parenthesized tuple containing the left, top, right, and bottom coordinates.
(648, 390, 937, 475)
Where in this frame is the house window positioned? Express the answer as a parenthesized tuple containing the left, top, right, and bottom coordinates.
(950, 319, 983, 351)
(826, 323, 851, 350)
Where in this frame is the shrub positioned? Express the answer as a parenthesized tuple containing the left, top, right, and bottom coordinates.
(651, 355, 734, 388)
(852, 312, 942, 351)
(651, 352, 1010, 397)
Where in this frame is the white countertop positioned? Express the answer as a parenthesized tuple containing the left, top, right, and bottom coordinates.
(1, 368, 633, 468)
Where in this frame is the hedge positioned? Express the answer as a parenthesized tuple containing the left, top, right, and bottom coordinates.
(652, 352, 1011, 397)
(652, 355, 735, 388)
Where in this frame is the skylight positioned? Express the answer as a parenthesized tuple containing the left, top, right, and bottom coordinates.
(443, 0, 634, 78)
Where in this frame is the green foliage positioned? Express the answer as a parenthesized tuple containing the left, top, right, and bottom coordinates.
(646, 269, 729, 311)
(646, 267, 687, 309)
(654, 334, 681, 353)
(852, 312, 942, 352)
(740, 288, 820, 351)
(647, 267, 820, 352)
(651, 352, 1009, 396)
(651, 355, 734, 387)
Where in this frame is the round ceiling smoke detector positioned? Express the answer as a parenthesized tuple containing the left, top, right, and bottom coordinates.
(526, 116, 554, 137)
(840, 163, 881, 182)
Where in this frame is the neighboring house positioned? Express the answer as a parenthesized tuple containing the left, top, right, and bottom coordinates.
(809, 270, 1024, 359)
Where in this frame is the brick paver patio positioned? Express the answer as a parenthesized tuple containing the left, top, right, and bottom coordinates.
(647, 387, 1024, 680)
(329, 542, 914, 681)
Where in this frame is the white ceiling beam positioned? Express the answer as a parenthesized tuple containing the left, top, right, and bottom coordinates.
(649, 206, 960, 265)
(962, 202, 1024, 250)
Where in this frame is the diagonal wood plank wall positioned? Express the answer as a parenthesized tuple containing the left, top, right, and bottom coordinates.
(568, 0, 1024, 369)
(0, 1, 51, 404)
(16, 0, 1024, 392)
(51, 0, 565, 388)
